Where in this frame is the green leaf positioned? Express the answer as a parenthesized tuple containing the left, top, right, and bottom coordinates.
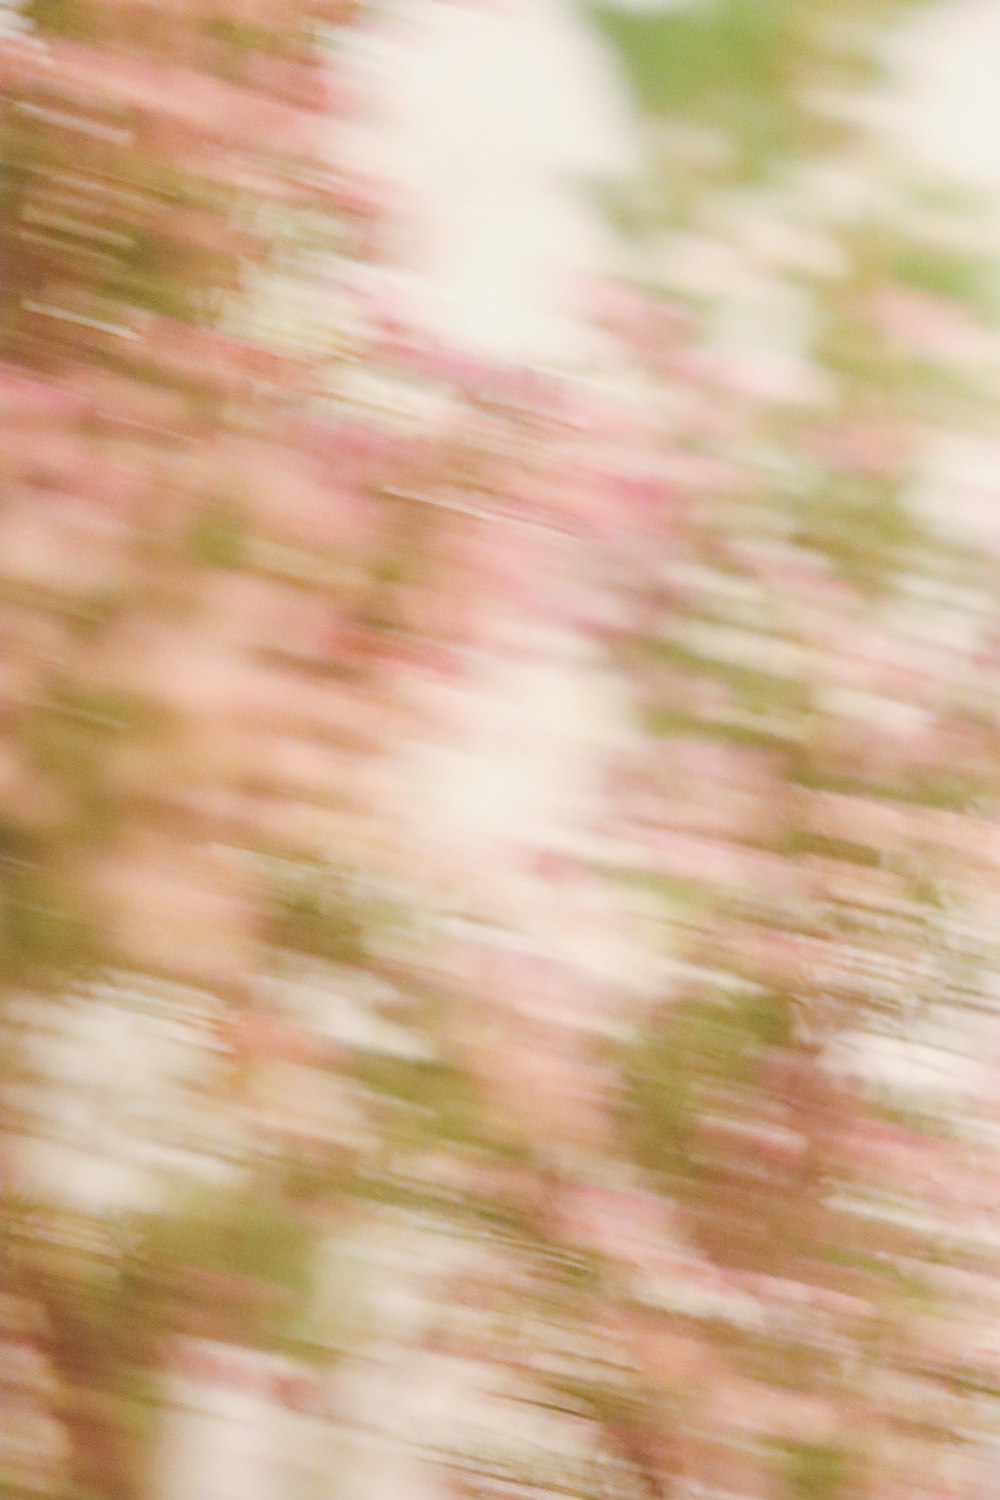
(360, 1055, 481, 1146)
(187, 505, 247, 569)
(266, 864, 367, 963)
(778, 1442, 854, 1500)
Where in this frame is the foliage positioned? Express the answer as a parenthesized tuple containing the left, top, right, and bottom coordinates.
(4, 1, 1000, 1499)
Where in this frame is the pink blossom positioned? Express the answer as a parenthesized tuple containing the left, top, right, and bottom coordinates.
(810, 420, 907, 480)
(555, 1184, 686, 1270)
(228, 1012, 333, 1070)
(14, 40, 323, 155)
(0, 368, 82, 422)
(93, 844, 258, 981)
(645, 829, 793, 894)
(871, 288, 993, 364)
(710, 1380, 836, 1444)
(463, 1032, 612, 1154)
(0, 499, 126, 594)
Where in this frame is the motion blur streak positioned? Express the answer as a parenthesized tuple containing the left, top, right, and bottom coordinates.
(5, 3, 1000, 1500)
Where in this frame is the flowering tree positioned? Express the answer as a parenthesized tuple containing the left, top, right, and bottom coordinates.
(0, 0, 404, 1493)
(4, 3, 1000, 1500)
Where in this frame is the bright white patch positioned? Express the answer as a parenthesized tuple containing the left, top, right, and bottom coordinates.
(347, 0, 638, 363)
(826, 1027, 985, 1102)
(884, 0, 1000, 193)
(906, 429, 1000, 556)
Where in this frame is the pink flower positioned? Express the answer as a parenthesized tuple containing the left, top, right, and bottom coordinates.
(0, 498, 126, 594)
(0, 369, 82, 422)
(811, 421, 907, 480)
(463, 1034, 612, 1154)
(228, 1011, 332, 1070)
(241, 53, 340, 116)
(705, 351, 831, 407)
(646, 829, 792, 894)
(711, 1380, 836, 1444)
(555, 1184, 686, 1270)
(93, 843, 258, 981)
(871, 289, 992, 364)
(20, 40, 323, 155)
